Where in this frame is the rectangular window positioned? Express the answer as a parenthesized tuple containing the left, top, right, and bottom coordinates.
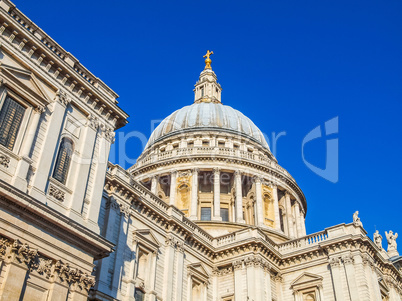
(218, 141, 225, 147)
(200, 207, 211, 221)
(0, 97, 25, 150)
(220, 208, 229, 222)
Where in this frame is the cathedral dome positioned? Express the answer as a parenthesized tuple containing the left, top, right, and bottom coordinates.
(145, 102, 269, 149)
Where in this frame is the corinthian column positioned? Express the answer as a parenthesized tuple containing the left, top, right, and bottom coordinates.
(190, 168, 199, 220)
(285, 191, 295, 238)
(151, 176, 157, 194)
(235, 170, 245, 223)
(169, 170, 177, 205)
(271, 184, 281, 231)
(254, 176, 264, 227)
(212, 168, 222, 221)
(294, 201, 302, 238)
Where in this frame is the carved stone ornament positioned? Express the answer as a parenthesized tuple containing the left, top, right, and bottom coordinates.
(232, 260, 243, 270)
(374, 230, 383, 250)
(353, 211, 363, 227)
(0, 154, 10, 168)
(329, 257, 341, 267)
(11, 239, 38, 267)
(0, 237, 11, 258)
(342, 254, 354, 265)
(31, 256, 53, 278)
(87, 114, 99, 130)
(49, 184, 65, 202)
(385, 230, 399, 257)
(55, 89, 70, 106)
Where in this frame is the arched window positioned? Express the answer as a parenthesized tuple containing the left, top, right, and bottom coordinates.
(0, 96, 25, 150)
(53, 138, 73, 184)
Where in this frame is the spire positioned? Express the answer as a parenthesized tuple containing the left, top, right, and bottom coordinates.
(194, 50, 222, 103)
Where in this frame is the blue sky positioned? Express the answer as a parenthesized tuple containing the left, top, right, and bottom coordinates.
(14, 0, 402, 239)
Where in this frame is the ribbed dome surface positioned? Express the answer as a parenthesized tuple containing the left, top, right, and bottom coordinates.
(146, 102, 269, 149)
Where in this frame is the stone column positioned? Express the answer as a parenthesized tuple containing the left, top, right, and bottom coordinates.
(233, 260, 244, 301)
(294, 202, 302, 238)
(169, 170, 177, 205)
(253, 259, 264, 301)
(254, 177, 264, 227)
(151, 176, 157, 194)
(190, 168, 199, 220)
(175, 242, 185, 301)
(13, 106, 44, 191)
(271, 184, 281, 231)
(274, 274, 284, 301)
(329, 257, 345, 301)
(162, 235, 176, 300)
(0, 259, 29, 299)
(285, 192, 295, 238)
(213, 168, 222, 221)
(235, 171, 245, 223)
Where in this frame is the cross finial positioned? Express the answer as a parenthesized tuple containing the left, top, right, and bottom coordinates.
(203, 50, 214, 69)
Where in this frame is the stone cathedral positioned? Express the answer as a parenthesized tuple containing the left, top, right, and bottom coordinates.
(0, 1, 400, 301)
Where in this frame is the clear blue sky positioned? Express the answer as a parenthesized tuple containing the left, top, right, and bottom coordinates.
(13, 0, 402, 238)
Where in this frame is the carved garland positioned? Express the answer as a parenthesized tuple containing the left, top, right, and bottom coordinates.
(0, 237, 95, 291)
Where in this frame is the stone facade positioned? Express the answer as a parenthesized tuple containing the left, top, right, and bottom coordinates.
(0, 1, 400, 301)
(0, 0, 127, 299)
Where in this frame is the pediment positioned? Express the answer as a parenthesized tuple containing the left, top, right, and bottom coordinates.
(133, 229, 160, 251)
(2, 64, 51, 101)
(188, 262, 209, 283)
(291, 272, 323, 287)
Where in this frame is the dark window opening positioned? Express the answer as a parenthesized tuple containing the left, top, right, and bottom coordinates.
(220, 208, 229, 222)
(53, 138, 74, 185)
(0, 96, 25, 150)
(200, 207, 211, 221)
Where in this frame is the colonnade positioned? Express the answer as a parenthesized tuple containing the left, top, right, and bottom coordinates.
(148, 168, 306, 238)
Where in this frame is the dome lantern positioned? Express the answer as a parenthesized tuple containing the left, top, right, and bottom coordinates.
(194, 50, 222, 104)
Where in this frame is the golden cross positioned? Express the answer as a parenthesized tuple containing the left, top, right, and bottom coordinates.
(203, 50, 214, 59)
(203, 50, 214, 69)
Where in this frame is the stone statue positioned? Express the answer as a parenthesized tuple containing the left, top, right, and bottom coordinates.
(385, 231, 399, 257)
(353, 211, 362, 227)
(373, 230, 382, 250)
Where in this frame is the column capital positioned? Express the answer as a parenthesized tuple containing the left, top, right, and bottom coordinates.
(213, 167, 221, 174)
(170, 169, 178, 176)
(192, 167, 200, 173)
(253, 175, 262, 184)
(234, 170, 242, 177)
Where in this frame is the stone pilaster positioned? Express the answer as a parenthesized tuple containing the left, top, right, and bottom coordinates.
(342, 254, 360, 301)
(162, 235, 176, 300)
(13, 106, 44, 191)
(175, 242, 185, 301)
(233, 260, 244, 301)
(69, 116, 98, 216)
(329, 257, 345, 301)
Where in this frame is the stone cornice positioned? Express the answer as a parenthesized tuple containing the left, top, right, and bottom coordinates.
(0, 3, 128, 129)
(0, 179, 113, 260)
